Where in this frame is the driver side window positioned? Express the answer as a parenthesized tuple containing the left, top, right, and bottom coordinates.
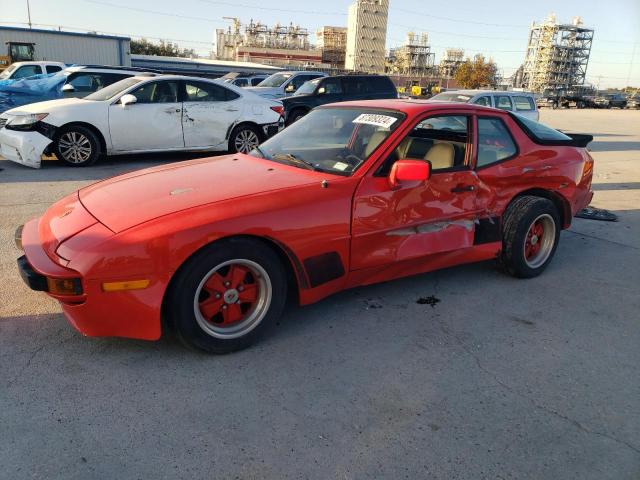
(130, 81, 179, 104)
(377, 115, 469, 175)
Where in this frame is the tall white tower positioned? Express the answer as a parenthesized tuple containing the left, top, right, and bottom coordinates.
(345, 0, 389, 73)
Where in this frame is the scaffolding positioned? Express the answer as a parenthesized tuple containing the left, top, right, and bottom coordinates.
(387, 32, 435, 76)
(438, 48, 464, 78)
(522, 14, 594, 93)
(316, 26, 347, 69)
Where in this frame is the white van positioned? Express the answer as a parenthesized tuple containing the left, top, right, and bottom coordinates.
(430, 89, 539, 121)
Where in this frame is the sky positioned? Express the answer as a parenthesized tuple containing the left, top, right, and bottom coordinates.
(1, 0, 639, 88)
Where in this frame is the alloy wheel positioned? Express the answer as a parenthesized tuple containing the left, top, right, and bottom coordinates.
(523, 213, 556, 269)
(58, 132, 92, 163)
(193, 259, 272, 339)
(234, 129, 259, 153)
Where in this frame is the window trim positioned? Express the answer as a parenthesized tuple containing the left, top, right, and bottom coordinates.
(474, 115, 520, 170)
(373, 111, 474, 177)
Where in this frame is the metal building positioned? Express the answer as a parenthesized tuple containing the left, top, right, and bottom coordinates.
(345, 0, 389, 73)
(387, 32, 435, 76)
(316, 27, 348, 69)
(214, 18, 325, 68)
(521, 15, 594, 93)
(0, 26, 130, 66)
(438, 48, 465, 79)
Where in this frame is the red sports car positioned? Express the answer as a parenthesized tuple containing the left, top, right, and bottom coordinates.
(16, 100, 594, 353)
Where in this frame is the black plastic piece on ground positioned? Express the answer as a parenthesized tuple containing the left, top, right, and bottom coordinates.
(575, 206, 619, 222)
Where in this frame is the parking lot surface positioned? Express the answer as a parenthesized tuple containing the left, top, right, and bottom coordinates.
(1, 109, 639, 479)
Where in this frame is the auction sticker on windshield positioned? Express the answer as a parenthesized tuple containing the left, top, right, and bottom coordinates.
(353, 113, 398, 129)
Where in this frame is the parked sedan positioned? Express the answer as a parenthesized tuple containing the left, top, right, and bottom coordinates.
(16, 100, 594, 353)
(0, 74, 284, 167)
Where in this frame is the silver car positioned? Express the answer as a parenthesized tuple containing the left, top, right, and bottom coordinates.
(430, 89, 540, 121)
(246, 71, 327, 99)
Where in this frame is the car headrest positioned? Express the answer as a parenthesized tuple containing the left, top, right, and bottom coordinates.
(364, 130, 388, 158)
(424, 142, 455, 169)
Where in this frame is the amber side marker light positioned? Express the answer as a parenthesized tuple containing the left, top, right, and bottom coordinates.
(102, 279, 150, 292)
(47, 277, 83, 295)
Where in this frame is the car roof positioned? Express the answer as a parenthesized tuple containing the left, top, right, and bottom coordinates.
(438, 89, 535, 96)
(321, 98, 504, 115)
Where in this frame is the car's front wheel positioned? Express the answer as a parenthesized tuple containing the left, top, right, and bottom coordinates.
(53, 125, 101, 166)
(229, 124, 261, 154)
(500, 196, 561, 278)
(166, 238, 287, 353)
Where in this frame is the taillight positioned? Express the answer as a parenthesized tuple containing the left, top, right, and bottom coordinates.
(270, 105, 284, 116)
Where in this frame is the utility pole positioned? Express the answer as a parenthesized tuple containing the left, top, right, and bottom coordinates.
(26, 0, 32, 28)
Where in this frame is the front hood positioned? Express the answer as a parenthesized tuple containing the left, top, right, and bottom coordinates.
(6, 97, 86, 115)
(79, 154, 323, 233)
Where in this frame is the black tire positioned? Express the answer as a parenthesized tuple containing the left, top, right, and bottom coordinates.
(53, 125, 101, 166)
(287, 109, 307, 126)
(500, 196, 561, 278)
(228, 124, 261, 154)
(166, 238, 287, 354)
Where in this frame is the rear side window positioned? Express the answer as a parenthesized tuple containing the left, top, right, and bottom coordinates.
(473, 96, 491, 107)
(250, 77, 264, 86)
(344, 77, 368, 94)
(370, 76, 394, 92)
(184, 81, 239, 102)
(477, 117, 517, 167)
(46, 65, 62, 74)
(514, 96, 535, 111)
(495, 96, 513, 111)
(514, 115, 572, 142)
(234, 78, 248, 87)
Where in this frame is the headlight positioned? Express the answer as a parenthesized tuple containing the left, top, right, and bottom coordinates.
(6, 113, 49, 130)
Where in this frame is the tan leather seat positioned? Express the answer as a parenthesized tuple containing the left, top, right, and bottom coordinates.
(364, 131, 388, 158)
(424, 142, 455, 169)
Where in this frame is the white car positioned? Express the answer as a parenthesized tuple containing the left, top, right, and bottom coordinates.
(0, 61, 66, 81)
(429, 89, 540, 121)
(0, 75, 285, 168)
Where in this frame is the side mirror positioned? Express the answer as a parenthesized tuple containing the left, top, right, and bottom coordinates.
(120, 94, 137, 106)
(317, 87, 326, 94)
(285, 84, 296, 93)
(62, 84, 75, 93)
(389, 159, 431, 189)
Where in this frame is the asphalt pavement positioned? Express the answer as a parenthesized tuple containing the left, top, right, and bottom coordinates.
(1, 109, 639, 479)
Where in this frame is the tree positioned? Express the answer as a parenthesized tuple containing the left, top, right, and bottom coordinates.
(454, 54, 498, 89)
(130, 38, 195, 58)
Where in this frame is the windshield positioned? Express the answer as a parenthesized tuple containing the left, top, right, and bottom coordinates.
(83, 77, 142, 101)
(430, 92, 473, 103)
(257, 73, 292, 88)
(249, 107, 405, 176)
(294, 78, 320, 96)
(0, 64, 19, 80)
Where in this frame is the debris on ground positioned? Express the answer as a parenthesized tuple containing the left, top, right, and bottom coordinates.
(416, 296, 441, 307)
(576, 206, 618, 221)
(365, 299, 383, 309)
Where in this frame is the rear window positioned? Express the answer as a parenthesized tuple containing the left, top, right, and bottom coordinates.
(430, 92, 473, 103)
(515, 115, 572, 142)
(514, 96, 535, 111)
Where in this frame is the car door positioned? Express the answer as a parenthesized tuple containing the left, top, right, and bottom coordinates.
(313, 77, 345, 106)
(182, 80, 242, 149)
(351, 112, 483, 271)
(495, 95, 514, 114)
(512, 96, 538, 121)
(343, 77, 369, 101)
(108, 79, 184, 152)
(11, 64, 41, 79)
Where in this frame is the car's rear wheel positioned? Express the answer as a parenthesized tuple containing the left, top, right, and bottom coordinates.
(500, 196, 560, 278)
(229, 124, 261, 154)
(53, 125, 100, 166)
(166, 238, 287, 353)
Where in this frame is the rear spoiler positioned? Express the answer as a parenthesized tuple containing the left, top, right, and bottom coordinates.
(563, 133, 594, 148)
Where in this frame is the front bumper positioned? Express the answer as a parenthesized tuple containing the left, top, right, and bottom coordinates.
(16, 218, 163, 340)
(262, 118, 285, 139)
(0, 128, 51, 168)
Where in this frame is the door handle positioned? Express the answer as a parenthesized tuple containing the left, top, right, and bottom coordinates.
(225, 108, 239, 112)
(164, 108, 181, 113)
(450, 185, 475, 193)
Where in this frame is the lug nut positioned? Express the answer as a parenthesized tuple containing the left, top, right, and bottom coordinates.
(222, 305, 227, 309)
(215, 293, 221, 299)
(238, 286, 244, 291)
(224, 281, 231, 287)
